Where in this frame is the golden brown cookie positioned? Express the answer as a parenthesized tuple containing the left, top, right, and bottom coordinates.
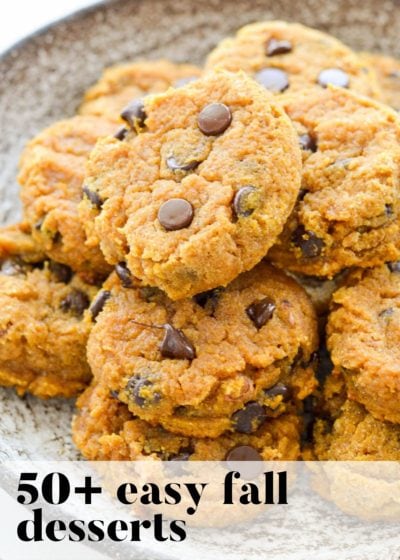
(268, 86, 400, 277)
(73, 381, 302, 461)
(313, 399, 400, 461)
(80, 59, 202, 122)
(85, 262, 318, 438)
(206, 21, 380, 99)
(327, 265, 400, 424)
(0, 226, 98, 398)
(80, 70, 302, 299)
(19, 115, 116, 282)
(360, 52, 400, 110)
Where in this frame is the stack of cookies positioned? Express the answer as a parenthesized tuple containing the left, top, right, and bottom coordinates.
(1, 21, 400, 462)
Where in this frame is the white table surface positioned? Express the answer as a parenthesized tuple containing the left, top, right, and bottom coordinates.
(0, 0, 102, 54)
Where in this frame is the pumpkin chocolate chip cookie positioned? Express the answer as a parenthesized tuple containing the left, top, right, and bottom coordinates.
(73, 381, 302, 461)
(80, 70, 302, 299)
(0, 225, 98, 398)
(327, 264, 400, 424)
(19, 115, 116, 283)
(79, 59, 202, 122)
(85, 262, 318, 438)
(206, 21, 380, 99)
(360, 52, 400, 110)
(269, 86, 400, 277)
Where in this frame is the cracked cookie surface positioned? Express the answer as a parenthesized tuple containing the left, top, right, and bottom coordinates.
(269, 86, 400, 277)
(80, 70, 302, 299)
(85, 262, 317, 438)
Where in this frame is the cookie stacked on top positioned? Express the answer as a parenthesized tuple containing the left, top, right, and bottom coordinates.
(1, 21, 400, 462)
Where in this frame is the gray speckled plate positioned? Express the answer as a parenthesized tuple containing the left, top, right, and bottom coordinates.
(1, 0, 400, 557)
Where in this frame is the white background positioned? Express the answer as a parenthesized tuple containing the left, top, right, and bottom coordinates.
(0, 0, 101, 53)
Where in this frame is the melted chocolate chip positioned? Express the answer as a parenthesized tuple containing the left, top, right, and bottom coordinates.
(166, 156, 199, 172)
(114, 126, 129, 141)
(385, 204, 394, 217)
(225, 445, 262, 462)
(233, 186, 258, 218)
(388, 261, 400, 273)
(158, 198, 194, 231)
(82, 185, 103, 209)
(139, 286, 163, 302)
(266, 38, 292, 56)
(246, 297, 276, 329)
(264, 383, 290, 400)
(126, 377, 160, 407)
(60, 289, 90, 316)
(49, 262, 73, 284)
(255, 68, 289, 92)
(198, 103, 232, 136)
(299, 133, 317, 152)
(120, 98, 147, 130)
(194, 287, 223, 314)
(292, 225, 324, 258)
(379, 307, 394, 318)
(90, 290, 111, 320)
(115, 262, 133, 288)
(317, 68, 350, 89)
(160, 324, 196, 360)
(232, 402, 266, 434)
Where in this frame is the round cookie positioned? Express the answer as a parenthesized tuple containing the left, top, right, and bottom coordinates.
(268, 86, 400, 277)
(19, 115, 116, 283)
(79, 59, 202, 122)
(73, 381, 302, 461)
(206, 21, 380, 99)
(80, 70, 302, 299)
(327, 264, 400, 424)
(86, 262, 318, 438)
(360, 52, 400, 110)
(0, 227, 98, 398)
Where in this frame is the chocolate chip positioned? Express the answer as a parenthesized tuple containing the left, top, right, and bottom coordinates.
(120, 98, 147, 130)
(160, 324, 196, 360)
(316, 343, 334, 383)
(166, 156, 199, 172)
(246, 297, 276, 329)
(298, 188, 308, 201)
(173, 76, 198, 88)
(90, 290, 111, 320)
(317, 68, 350, 88)
(126, 377, 160, 407)
(194, 287, 223, 313)
(232, 402, 266, 434)
(299, 133, 317, 152)
(158, 198, 194, 231)
(379, 307, 394, 318)
(109, 389, 120, 400)
(49, 262, 72, 284)
(266, 38, 292, 56)
(255, 68, 289, 92)
(114, 126, 129, 141)
(233, 186, 258, 218)
(385, 204, 394, 217)
(388, 261, 400, 273)
(198, 103, 232, 136)
(0, 258, 27, 276)
(115, 262, 133, 288)
(292, 225, 324, 258)
(34, 218, 44, 231)
(225, 445, 262, 462)
(264, 383, 290, 400)
(60, 289, 90, 316)
(82, 185, 103, 209)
